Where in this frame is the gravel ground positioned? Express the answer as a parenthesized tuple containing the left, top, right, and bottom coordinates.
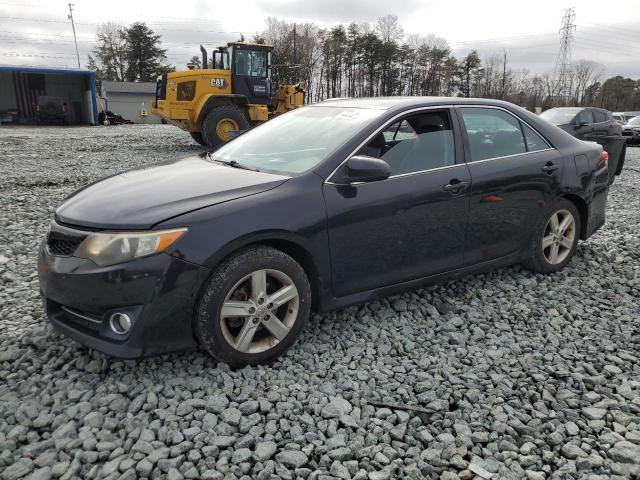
(0, 125, 639, 480)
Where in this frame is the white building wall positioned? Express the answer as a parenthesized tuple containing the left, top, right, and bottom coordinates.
(106, 93, 161, 124)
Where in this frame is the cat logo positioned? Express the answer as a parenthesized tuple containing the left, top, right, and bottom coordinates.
(210, 78, 228, 89)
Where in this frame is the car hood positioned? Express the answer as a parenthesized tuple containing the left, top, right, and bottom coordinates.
(56, 154, 289, 229)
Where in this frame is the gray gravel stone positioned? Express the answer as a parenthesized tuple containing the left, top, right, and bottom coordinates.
(275, 450, 308, 468)
(220, 408, 241, 426)
(255, 441, 277, 462)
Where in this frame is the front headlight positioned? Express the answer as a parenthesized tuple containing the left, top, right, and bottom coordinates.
(75, 228, 187, 266)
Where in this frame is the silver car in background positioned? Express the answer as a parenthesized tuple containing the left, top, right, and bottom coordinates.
(622, 116, 640, 144)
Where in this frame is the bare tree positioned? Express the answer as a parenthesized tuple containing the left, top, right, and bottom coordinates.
(88, 22, 128, 82)
(375, 15, 403, 43)
(572, 60, 604, 105)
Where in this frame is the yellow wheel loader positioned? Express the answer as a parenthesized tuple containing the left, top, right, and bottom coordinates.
(151, 42, 305, 147)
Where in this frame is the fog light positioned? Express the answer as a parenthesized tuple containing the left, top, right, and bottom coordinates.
(109, 313, 131, 335)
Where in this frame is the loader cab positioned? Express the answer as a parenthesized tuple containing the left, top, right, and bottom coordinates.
(228, 42, 275, 107)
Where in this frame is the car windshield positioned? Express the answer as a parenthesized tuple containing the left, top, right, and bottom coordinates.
(627, 116, 640, 125)
(539, 108, 581, 125)
(210, 106, 385, 174)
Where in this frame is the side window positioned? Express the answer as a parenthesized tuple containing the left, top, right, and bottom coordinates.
(593, 110, 606, 123)
(521, 123, 549, 152)
(235, 49, 267, 78)
(357, 111, 455, 176)
(460, 108, 526, 161)
(382, 120, 415, 142)
(578, 109, 594, 125)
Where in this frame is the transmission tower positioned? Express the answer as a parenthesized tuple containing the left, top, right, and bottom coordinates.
(553, 7, 576, 105)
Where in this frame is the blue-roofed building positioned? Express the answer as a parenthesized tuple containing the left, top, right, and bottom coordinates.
(0, 66, 98, 125)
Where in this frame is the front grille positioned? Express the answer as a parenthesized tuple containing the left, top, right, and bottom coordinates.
(622, 131, 633, 136)
(46, 221, 88, 257)
(48, 238, 81, 256)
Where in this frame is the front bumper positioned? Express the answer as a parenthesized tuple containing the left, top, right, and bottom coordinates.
(38, 236, 210, 359)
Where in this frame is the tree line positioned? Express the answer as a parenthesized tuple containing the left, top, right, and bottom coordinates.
(260, 16, 640, 112)
(87, 17, 640, 112)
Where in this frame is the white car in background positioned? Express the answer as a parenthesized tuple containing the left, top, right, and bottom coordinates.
(622, 116, 640, 145)
(613, 111, 640, 124)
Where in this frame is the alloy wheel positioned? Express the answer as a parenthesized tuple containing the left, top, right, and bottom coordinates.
(220, 269, 299, 353)
(542, 209, 576, 265)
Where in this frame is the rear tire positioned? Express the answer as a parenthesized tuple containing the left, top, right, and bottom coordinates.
(522, 198, 580, 274)
(201, 105, 250, 148)
(195, 246, 311, 366)
(190, 131, 207, 146)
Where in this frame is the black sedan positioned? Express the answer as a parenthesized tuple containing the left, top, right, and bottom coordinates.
(39, 97, 610, 365)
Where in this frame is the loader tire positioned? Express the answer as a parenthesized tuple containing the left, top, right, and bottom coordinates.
(201, 106, 250, 148)
(190, 131, 207, 146)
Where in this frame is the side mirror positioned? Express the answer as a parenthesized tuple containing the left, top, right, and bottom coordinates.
(344, 155, 391, 183)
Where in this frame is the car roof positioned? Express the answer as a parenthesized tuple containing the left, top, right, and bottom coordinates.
(310, 96, 520, 110)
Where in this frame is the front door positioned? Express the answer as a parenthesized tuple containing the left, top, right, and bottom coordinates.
(323, 108, 471, 297)
(456, 106, 564, 264)
(231, 46, 271, 105)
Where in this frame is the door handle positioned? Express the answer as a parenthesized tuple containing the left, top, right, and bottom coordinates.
(541, 162, 559, 173)
(443, 179, 469, 193)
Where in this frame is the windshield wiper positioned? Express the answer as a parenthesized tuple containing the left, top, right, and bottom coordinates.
(208, 154, 259, 172)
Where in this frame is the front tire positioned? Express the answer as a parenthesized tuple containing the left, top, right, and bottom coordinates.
(201, 105, 250, 148)
(522, 199, 580, 274)
(195, 246, 311, 366)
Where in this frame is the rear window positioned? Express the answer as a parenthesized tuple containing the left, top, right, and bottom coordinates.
(539, 108, 581, 125)
(577, 110, 594, 125)
(460, 108, 526, 161)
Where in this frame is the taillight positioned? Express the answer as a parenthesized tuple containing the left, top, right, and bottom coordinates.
(614, 123, 622, 134)
(61, 104, 68, 113)
(600, 150, 609, 168)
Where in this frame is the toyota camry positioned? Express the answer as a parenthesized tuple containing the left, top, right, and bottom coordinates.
(38, 97, 609, 365)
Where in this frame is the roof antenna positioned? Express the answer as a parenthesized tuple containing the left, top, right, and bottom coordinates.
(239, 32, 245, 42)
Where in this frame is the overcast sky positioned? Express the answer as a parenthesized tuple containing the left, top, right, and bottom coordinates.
(1, 0, 639, 79)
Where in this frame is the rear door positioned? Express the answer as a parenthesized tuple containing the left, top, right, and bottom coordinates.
(591, 109, 612, 138)
(323, 108, 471, 297)
(456, 106, 564, 265)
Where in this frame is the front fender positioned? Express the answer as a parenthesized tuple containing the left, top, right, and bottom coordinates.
(156, 174, 333, 309)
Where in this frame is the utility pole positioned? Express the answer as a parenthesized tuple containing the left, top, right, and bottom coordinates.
(553, 7, 576, 105)
(501, 49, 507, 99)
(67, 3, 81, 68)
(293, 23, 296, 65)
(292, 23, 297, 84)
